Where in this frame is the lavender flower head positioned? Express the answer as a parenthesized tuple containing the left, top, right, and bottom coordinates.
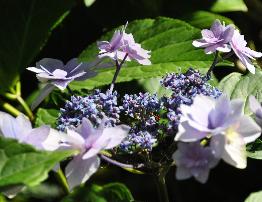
(192, 19, 234, 54)
(173, 142, 219, 183)
(0, 112, 50, 149)
(43, 117, 130, 190)
(98, 23, 151, 65)
(27, 58, 96, 90)
(230, 30, 262, 74)
(249, 96, 262, 127)
(57, 89, 120, 131)
(176, 95, 261, 169)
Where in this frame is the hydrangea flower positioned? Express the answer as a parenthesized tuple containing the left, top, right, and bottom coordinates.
(192, 19, 234, 54)
(27, 58, 96, 90)
(249, 96, 262, 127)
(230, 30, 262, 74)
(43, 118, 130, 190)
(175, 95, 261, 168)
(0, 112, 50, 149)
(57, 89, 120, 131)
(27, 58, 97, 110)
(173, 142, 219, 183)
(98, 24, 151, 65)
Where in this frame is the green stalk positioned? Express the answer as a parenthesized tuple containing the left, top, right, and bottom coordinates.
(16, 95, 34, 121)
(153, 173, 170, 202)
(56, 168, 70, 194)
(0, 99, 21, 116)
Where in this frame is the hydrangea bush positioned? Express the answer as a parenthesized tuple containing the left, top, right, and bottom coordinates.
(0, 16, 262, 202)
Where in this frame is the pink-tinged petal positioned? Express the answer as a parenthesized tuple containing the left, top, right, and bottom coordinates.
(78, 118, 96, 139)
(136, 58, 151, 65)
(201, 29, 215, 39)
(221, 25, 234, 43)
(210, 20, 223, 37)
(23, 126, 50, 149)
(65, 155, 100, 191)
(97, 41, 110, 50)
(42, 129, 66, 151)
(31, 84, 55, 111)
(216, 44, 231, 53)
(37, 72, 52, 82)
(239, 53, 256, 74)
(66, 129, 86, 150)
(26, 67, 45, 74)
(192, 39, 210, 48)
(175, 121, 208, 142)
(236, 116, 261, 144)
(0, 112, 21, 139)
(204, 44, 221, 54)
(245, 47, 262, 58)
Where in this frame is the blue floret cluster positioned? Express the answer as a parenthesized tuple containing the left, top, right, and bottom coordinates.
(57, 68, 221, 153)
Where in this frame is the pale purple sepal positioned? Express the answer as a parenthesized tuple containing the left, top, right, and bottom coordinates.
(43, 117, 130, 190)
(230, 30, 262, 74)
(173, 142, 219, 183)
(27, 58, 97, 90)
(192, 19, 234, 54)
(0, 112, 51, 150)
(249, 96, 262, 127)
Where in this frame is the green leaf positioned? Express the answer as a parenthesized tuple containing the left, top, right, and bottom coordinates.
(62, 183, 134, 202)
(184, 11, 234, 29)
(35, 108, 59, 128)
(211, 0, 248, 12)
(72, 17, 222, 90)
(247, 139, 262, 160)
(0, 0, 75, 92)
(218, 70, 262, 115)
(84, 0, 96, 7)
(245, 190, 262, 202)
(0, 136, 74, 188)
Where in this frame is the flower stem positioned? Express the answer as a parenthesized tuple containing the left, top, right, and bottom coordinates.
(56, 168, 70, 194)
(153, 173, 170, 202)
(0, 98, 21, 116)
(206, 51, 219, 80)
(100, 154, 144, 169)
(109, 53, 128, 93)
(16, 95, 34, 121)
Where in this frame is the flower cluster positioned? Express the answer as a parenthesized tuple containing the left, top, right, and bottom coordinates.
(57, 89, 120, 131)
(161, 68, 222, 131)
(173, 95, 261, 183)
(119, 93, 162, 153)
(193, 19, 262, 74)
(98, 23, 151, 65)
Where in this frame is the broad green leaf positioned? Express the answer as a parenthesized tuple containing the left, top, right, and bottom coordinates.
(62, 183, 134, 202)
(35, 108, 59, 128)
(184, 11, 234, 29)
(247, 139, 262, 160)
(72, 17, 222, 90)
(211, 0, 248, 12)
(0, 0, 74, 92)
(218, 70, 262, 114)
(0, 137, 75, 188)
(245, 190, 262, 202)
